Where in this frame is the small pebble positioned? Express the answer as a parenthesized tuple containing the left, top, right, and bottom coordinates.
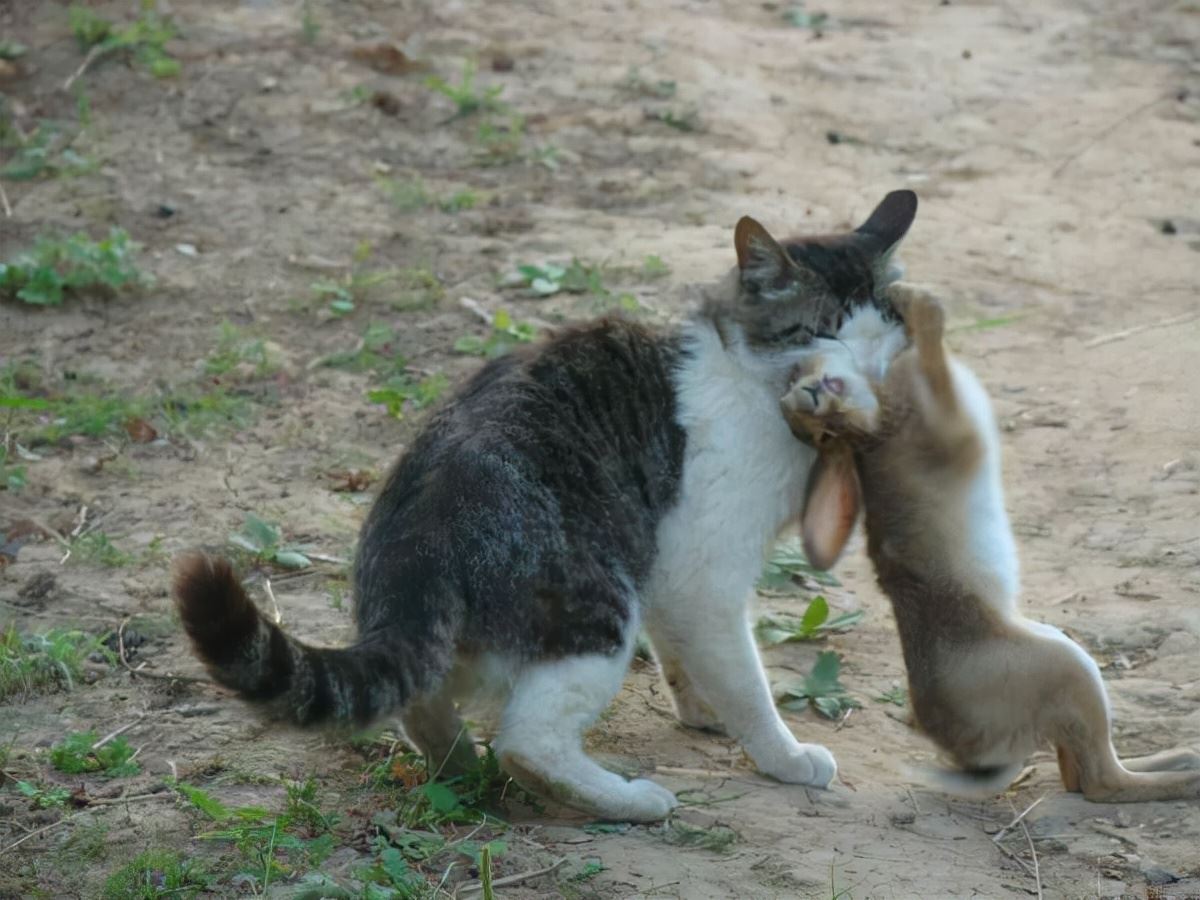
(1161, 219, 1177, 234)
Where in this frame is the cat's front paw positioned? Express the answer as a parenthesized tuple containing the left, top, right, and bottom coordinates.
(757, 743, 838, 788)
(621, 778, 679, 822)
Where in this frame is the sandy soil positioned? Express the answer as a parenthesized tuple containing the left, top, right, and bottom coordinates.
(2, 1, 1198, 897)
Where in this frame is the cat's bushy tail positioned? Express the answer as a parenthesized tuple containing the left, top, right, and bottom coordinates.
(172, 553, 412, 727)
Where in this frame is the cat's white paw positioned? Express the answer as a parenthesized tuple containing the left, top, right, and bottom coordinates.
(758, 743, 838, 788)
(619, 778, 678, 822)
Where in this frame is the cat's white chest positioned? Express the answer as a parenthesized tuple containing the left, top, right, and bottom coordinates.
(644, 328, 814, 606)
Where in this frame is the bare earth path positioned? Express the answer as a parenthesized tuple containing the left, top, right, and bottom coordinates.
(1, 1, 1197, 897)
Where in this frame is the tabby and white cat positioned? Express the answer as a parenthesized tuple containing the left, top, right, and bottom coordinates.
(174, 191, 917, 821)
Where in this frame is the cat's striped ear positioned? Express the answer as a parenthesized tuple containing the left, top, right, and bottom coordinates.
(735, 216, 802, 302)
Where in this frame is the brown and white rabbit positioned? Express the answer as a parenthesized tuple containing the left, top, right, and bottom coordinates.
(780, 286, 1200, 800)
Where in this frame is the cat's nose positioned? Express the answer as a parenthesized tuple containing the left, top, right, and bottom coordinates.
(802, 384, 822, 407)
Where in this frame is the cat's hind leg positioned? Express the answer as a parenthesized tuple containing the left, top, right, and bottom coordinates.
(494, 621, 677, 823)
(402, 681, 479, 777)
(650, 642, 725, 733)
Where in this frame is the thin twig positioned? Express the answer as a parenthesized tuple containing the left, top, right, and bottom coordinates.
(91, 717, 143, 751)
(117, 617, 209, 685)
(0, 181, 11, 218)
(263, 577, 283, 625)
(458, 857, 567, 894)
(305, 551, 349, 565)
(995, 839, 1037, 878)
(459, 296, 494, 325)
(992, 794, 1045, 844)
(1016, 803, 1043, 900)
(1051, 92, 1169, 178)
(905, 786, 923, 816)
(62, 44, 105, 92)
(1084, 312, 1199, 349)
(90, 791, 171, 807)
(1, 815, 73, 854)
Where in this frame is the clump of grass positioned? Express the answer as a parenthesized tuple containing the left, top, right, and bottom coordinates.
(620, 67, 677, 99)
(660, 820, 739, 853)
(305, 242, 407, 316)
(0, 229, 145, 306)
(777, 650, 861, 719)
(367, 373, 448, 421)
(205, 322, 280, 380)
(379, 177, 482, 215)
(0, 120, 95, 182)
(50, 730, 140, 777)
(69, 531, 132, 568)
(425, 60, 504, 119)
(102, 849, 208, 899)
(175, 778, 338, 892)
(16, 779, 72, 809)
(758, 538, 841, 590)
(0, 626, 110, 702)
(756, 596, 863, 645)
(644, 105, 701, 132)
(454, 309, 537, 358)
(229, 514, 311, 569)
(0, 444, 26, 491)
(69, 3, 180, 79)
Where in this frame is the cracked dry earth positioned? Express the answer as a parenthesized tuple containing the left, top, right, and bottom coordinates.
(1, 0, 1198, 897)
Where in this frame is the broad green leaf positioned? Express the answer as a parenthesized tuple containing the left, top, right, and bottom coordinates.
(272, 549, 311, 570)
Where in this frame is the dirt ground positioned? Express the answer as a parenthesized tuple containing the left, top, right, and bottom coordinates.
(2, 0, 1199, 897)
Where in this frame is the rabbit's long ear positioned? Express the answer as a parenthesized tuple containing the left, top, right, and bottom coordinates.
(800, 446, 861, 571)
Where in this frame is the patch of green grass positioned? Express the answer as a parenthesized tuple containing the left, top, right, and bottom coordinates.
(874, 684, 907, 707)
(510, 259, 607, 297)
(176, 778, 339, 892)
(305, 242, 414, 316)
(474, 115, 526, 166)
(16, 780, 72, 809)
(50, 730, 140, 777)
(0, 626, 110, 702)
(0, 229, 145, 306)
(378, 177, 481, 216)
(102, 849, 208, 899)
(756, 596, 863, 645)
(367, 373, 448, 421)
(783, 4, 830, 31)
(758, 538, 841, 590)
(642, 254, 670, 279)
(0, 121, 95, 182)
(205, 322, 280, 379)
(645, 105, 701, 132)
(425, 60, 504, 120)
(391, 266, 445, 311)
(229, 514, 311, 569)
(621, 67, 677, 99)
(778, 651, 861, 720)
(0, 444, 26, 491)
(454, 309, 537, 358)
(299, 0, 319, 44)
(69, 3, 180, 79)
(70, 531, 132, 567)
(660, 820, 739, 853)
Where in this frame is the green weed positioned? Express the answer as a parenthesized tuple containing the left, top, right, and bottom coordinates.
(660, 820, 739, 853)
(69, 3, 181, 79)
(306, 242, 409, 315)
(642, 254, 670, 279)
(378, 177, 480, 216)
(0, 444, 26, 491)
(473, 115, 526, 165)
(50, 730, 140, 777)
(511, 259, 605, 297)
(70, 531, 132, 568)
(205, 322, 280, 379)
(367, 373, 448, 421)
(778, 651, 861, 720)
(756, 596, 863, 645)
(645, 106, 701, 132)
(299, 0, 319, 44)
(175, 778, 339, 891)
(758, 538, 841, 590)
(874, 683, 907, 707)
(0, 121, 95, 182)
(454, 309, 537, 358)
(426, 60, 504, 120)
(16, 780, 72, 809)
(783, 4, 830, 31)
(229, 514, 311, 569)
(621, 67, 677, 99)
(0, 626, 110, 702)
(0, 229, 145, 305)
(102, 848, 208, 899)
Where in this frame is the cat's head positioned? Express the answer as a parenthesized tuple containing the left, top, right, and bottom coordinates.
(710, 190, 917, 352)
